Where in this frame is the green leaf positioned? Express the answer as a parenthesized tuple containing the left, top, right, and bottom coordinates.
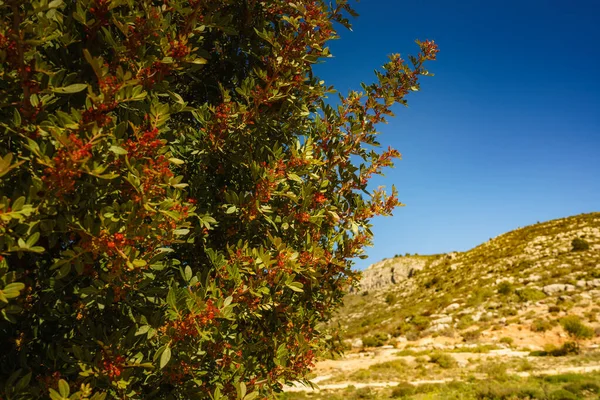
(49, 389, 64, 400)
(287, 281, 304, 292)
(168, 158, 185, 165)
(135, 325, 150, 336)
(58, 379, 70, 397)
(13, 108, 21, 126)
(189, 57, 208, 65)
(132, 259, 147, 267)
(173, 229, 190, 235)
(26, 232, 40, 247)
(160, 346, 171, 369)
(244, 392, 259, 400)
(109, 146, 128, 155)
(52, 84, 88, 94)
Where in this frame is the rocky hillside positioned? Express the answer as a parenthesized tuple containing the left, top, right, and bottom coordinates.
(332, 212, 600, 347)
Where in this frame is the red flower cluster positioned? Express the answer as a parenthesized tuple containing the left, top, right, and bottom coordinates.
(103, 354, 126, 380)
(136, 61, 170, 88)
(167, 300, 219, 342)
(168, 38, 190, 59)
(89, 0, 111, 25)
(82, 103, 114, 128)
(43, 134, 92, 196)
(125, 12, 161, 55)
(124, 127, 173, 199)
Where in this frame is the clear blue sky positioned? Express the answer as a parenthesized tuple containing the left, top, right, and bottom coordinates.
(315, 0, 600, 270)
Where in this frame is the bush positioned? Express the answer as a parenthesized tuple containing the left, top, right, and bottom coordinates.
(429, 352, 457, 369)
(410, 315, 431, 331)
(561, 315, 594, 340)
(549, 305, 561, 313)
(362, 333, 388, 348)
(390, 382, 416, 398)
(385, 293, 396, 305)
(462, 329, 481, 342)
(497, 281, 515, 295)
(549, 389, 578, 400)
(531, 342, 580, 357)
(531, 318, 553, 332)
(0, 1, 438, 397)
(517, 288, 546, 302)
(571, 238, 590, 251)
(499, 337, 513, 345)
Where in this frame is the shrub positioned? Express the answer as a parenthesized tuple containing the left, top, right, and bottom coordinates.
(517, 288, 546, 302)
(410, 315, 431, 331)
(531, 318, 553, 332)
(0, 1, 438, 398)
(462, 329, 482, 342)
(571, 238, 590, 251)
(531, 342, 581, 357)
(385, 293, 396, 305)
(549, 389, 578, 400)
(499, 337, 514, 345)
(561, 315, 594, 340)
(429, 352, 457, 369)
(390, 382, 416, 398)
(467, 287, 494, 306)
(549, 305, 561, 313)
(362, 333, 388, 348)
(497, 281, 515, 295)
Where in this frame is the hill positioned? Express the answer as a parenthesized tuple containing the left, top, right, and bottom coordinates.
(279, 212, 600, 399)
(336, 212, 600, 345)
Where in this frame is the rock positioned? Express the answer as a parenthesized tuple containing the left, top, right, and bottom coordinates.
(428, 323, 450, 333)
(542, 284, 576, 295)
(433, 316, 453, 325)
(589, 279, 600, 288)
(351, 339, 363, 348)
(576, 280, 587, 288)
(357, 256, 428, 292)
(444, 303, 460, 312)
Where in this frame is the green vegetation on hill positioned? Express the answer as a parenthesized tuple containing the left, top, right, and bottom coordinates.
(329, 212, 600, 345)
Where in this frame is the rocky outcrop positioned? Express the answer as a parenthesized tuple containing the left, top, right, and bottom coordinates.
(358, 256, 428, 292)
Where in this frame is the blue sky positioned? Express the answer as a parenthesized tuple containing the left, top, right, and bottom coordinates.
(315, 0, 600, 270)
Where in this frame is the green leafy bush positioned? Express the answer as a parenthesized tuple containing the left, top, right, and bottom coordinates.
(497, 281, 515, 295)
(517, 288, 546, 302)
(531, 318, 553, 332)
(362, 333, 388, 348)
(429, 352, 457, 369)
(0, 1, 438, 398)
(561, 315, 594, 340)
(571, 238, 590, 251)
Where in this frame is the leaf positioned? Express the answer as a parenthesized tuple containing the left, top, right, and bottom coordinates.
(189, 57, 207, 64)
(58, 379, 70, 397)
(109, 146, 128, 155)
(13, 108, 21, 126)
(168, 158, 185, 165)
(12, 196, 25, 211)
(49, 389, 64, 400)
(159, 346, 171, 369)
(52, 84, 88, 94)
(173, 229, 190, 236)
(135, 325, 151, 336)
(237, 382, 247, 400)
(26, 232, 40, 247)
(244, 392, 259, 400)
(287, 282, 304, 292)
